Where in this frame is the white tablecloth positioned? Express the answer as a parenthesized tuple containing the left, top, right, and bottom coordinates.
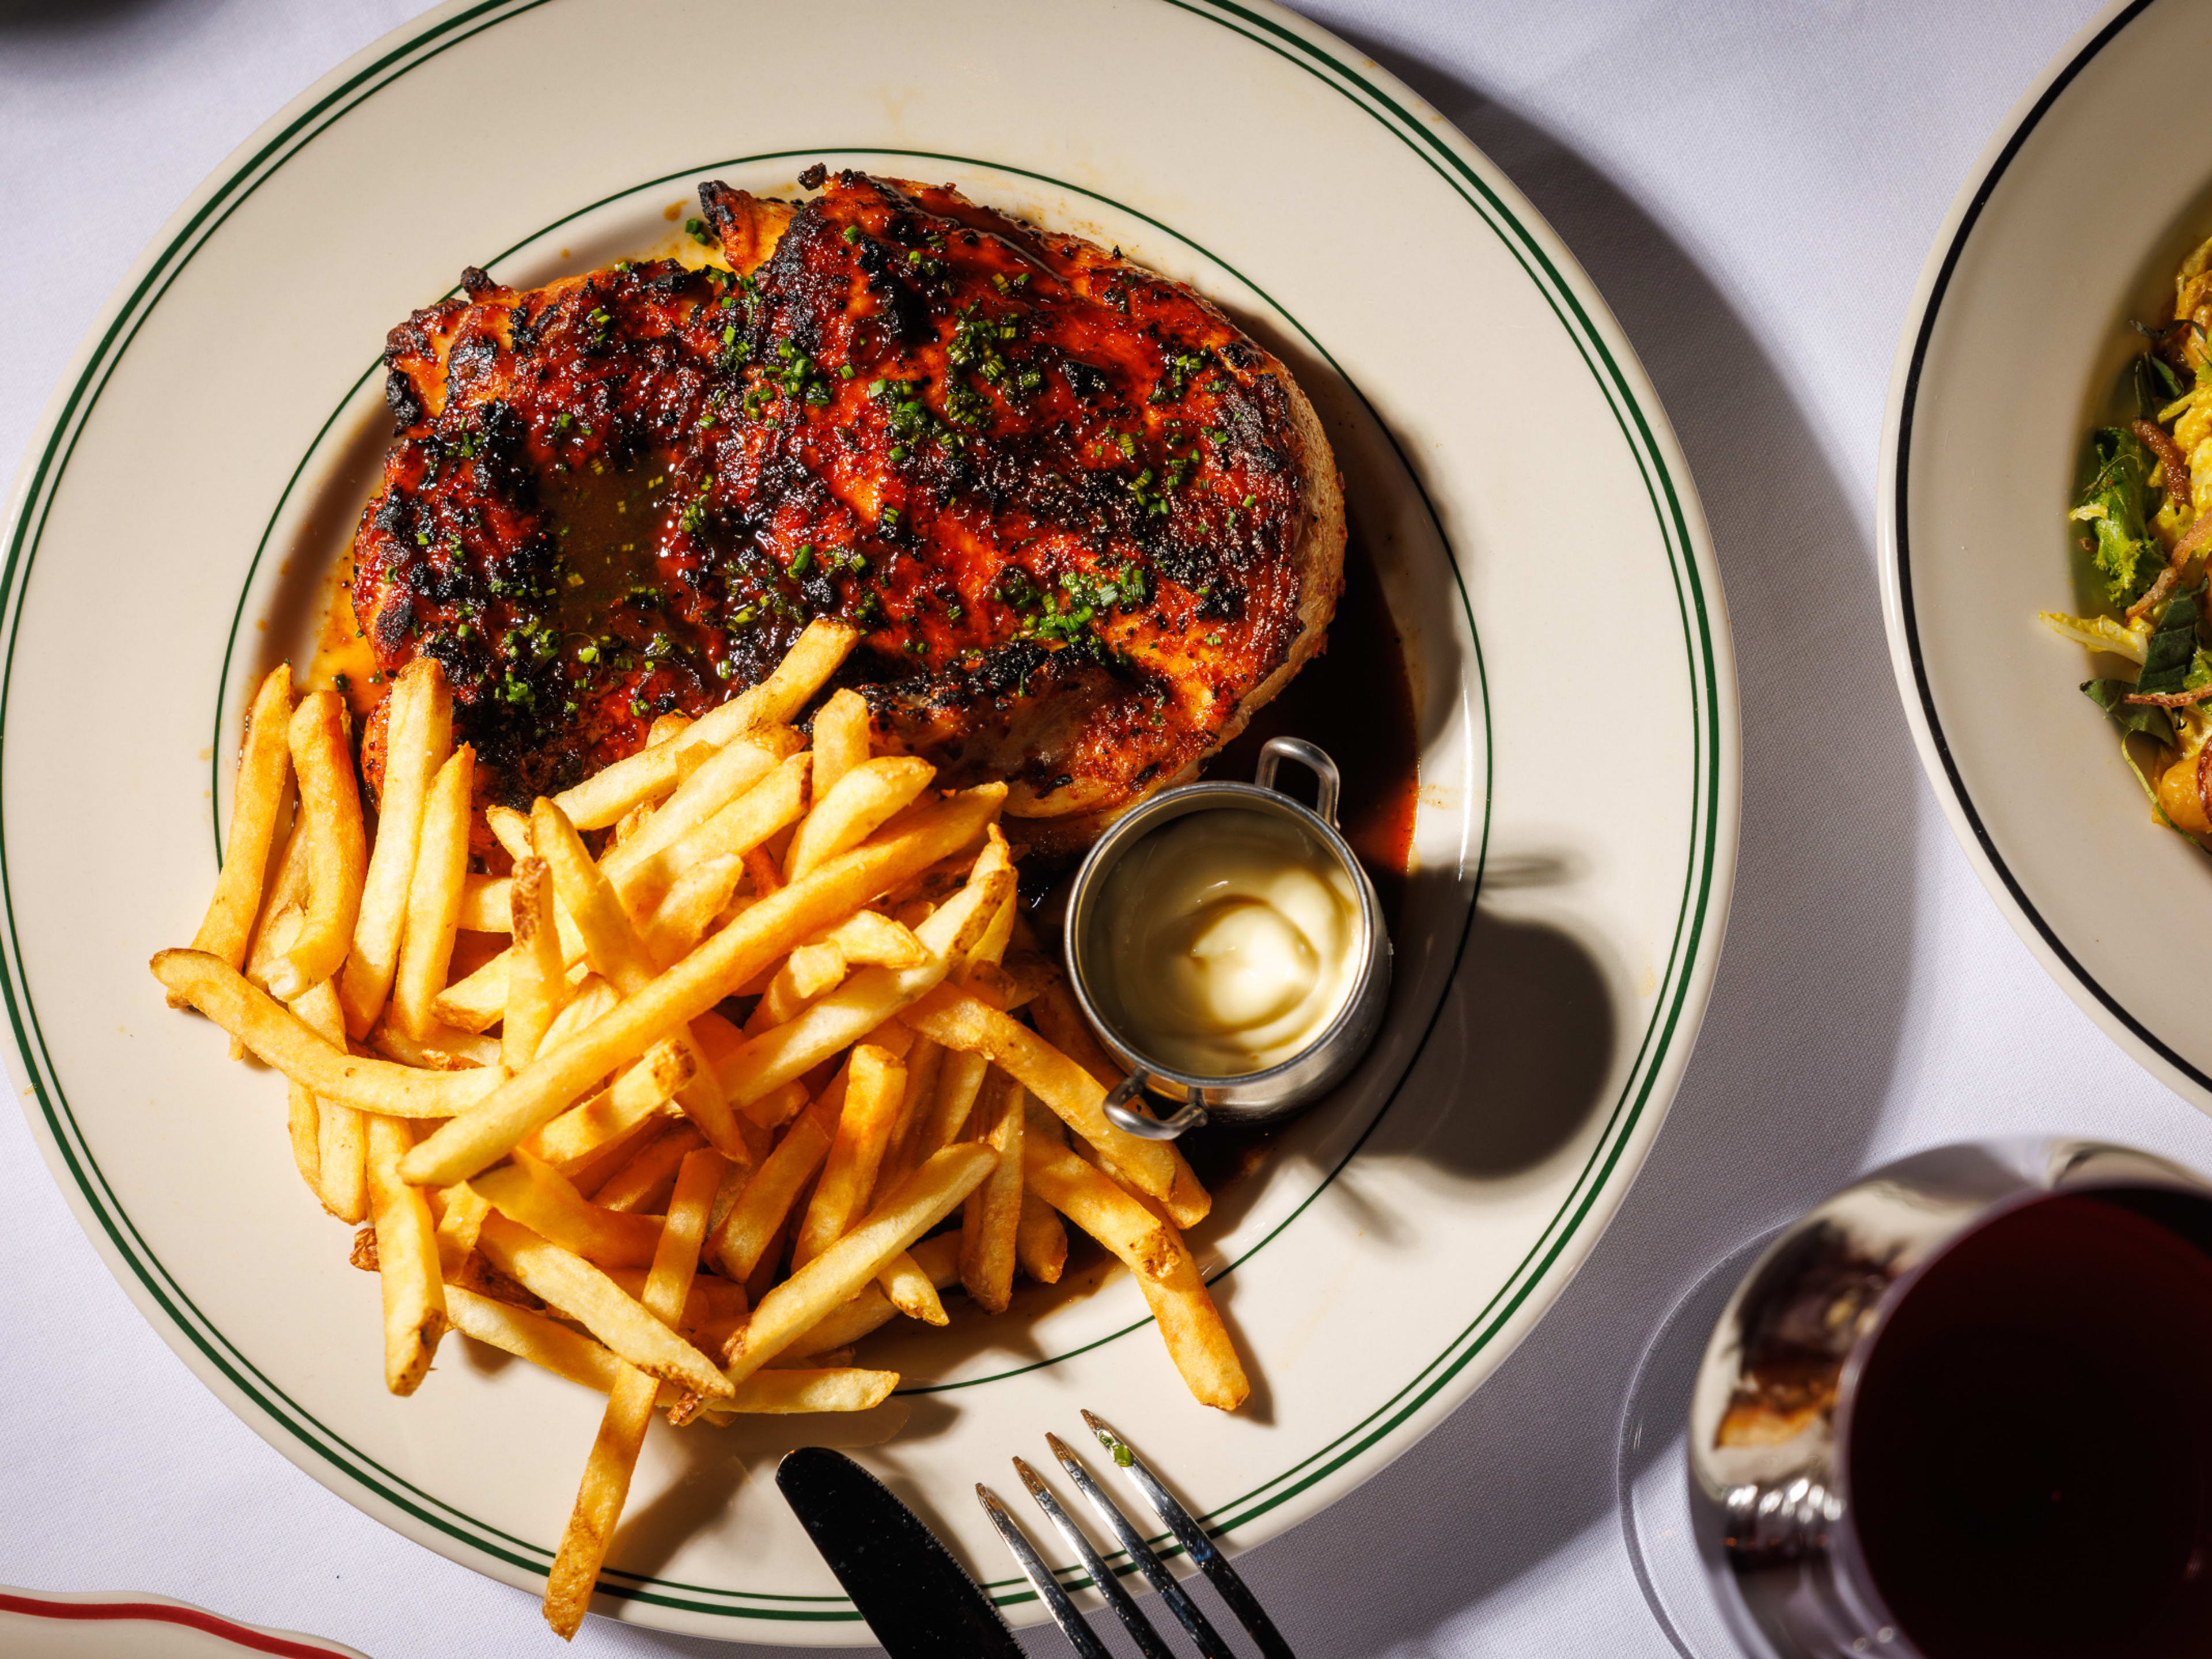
(7, 1, 2207, 1654)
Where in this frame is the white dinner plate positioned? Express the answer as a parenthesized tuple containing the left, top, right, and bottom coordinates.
(1881, 0, 2212, 1114)
(2, 0, 1737, 1639)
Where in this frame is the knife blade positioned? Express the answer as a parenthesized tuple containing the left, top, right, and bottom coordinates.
(777, 1447, 1026, 1657)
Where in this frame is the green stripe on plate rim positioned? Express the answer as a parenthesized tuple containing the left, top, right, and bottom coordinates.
(0, 0, 1722, 1622)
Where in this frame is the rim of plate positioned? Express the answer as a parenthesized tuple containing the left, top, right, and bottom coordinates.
(0, 0, 1739, 1630)
(1877, 0, 2203, 1097)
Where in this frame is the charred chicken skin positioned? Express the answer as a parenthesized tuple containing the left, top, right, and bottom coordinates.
(353, 170, 1344, 847)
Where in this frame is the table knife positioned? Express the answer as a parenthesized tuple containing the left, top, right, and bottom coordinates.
(777, 1447, 1026, 1657)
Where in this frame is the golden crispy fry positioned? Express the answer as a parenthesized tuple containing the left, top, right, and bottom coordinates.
(786, 1233, 961, 1355)
(1016, 1193, 1067, 1285)
(339, 659, 450, 1035)
(289, 980, 365, 1223)
(743, 940, 847, 1035)
(486, 804, 532, 862)
(594, 1121, 706, 1213)
(827, 910, 927, 969)
(265, 692, 367, 1001)
(604, 1262, 746, 1332)
(714, 857, 1014, 1108)
(645, 711, 694, 748)
(243, 813, 312, 996)
(368, 1020, 500, 1070)
(456, 873, 510, 933)
(153, 950, 499, 1118)
(808, 687, 872, 800)
(471, 1149, 664, 1269)
(476, 1213, 729, 1396)
(639, 854, 744, 969)
(877, 1036, 942, 1194)
(541, 1147, 722, 1638)
(784, 756, 935, 882)
(908, 1229, 963, 1287)
(446, 1283, 615, 1389)
(707, 1093, 839, 1280)
(503, 858, 565, 1071)
(285, 1078, 320, 1199)
(960, 1073, 1025, 1313)
(434, 1184, 490, 1281)
(1028, 981, 1211, 1229)
(876, 1251, 948, 1324)
(552, 618, 854, 831)
(920, 1049, 991, 1160)
(699, 1368, 898, 1419)
(562, 1113, 670, 1200)
(526, 1039, 692, 1167)
(191, 665, 294, 973)
(793, 1044, 905, 1269)
(717, 1144, 996, 1389)
(403, 787, 1005, 1187)
(1022, 1137, 1247, 1410)
(900, 984, 1176, 1203)
(600, 726, 804, 889)
(535, 798, 747, 1162)
(535, 975, 618, 1056)
(367, 1115, 446, 1396)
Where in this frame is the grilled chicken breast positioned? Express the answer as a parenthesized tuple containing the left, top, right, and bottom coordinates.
(353, 169, 1344, 849)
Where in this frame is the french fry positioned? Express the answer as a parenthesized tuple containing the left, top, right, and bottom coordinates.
(285, 1079, 321, 1200)
(265, 692, 366, 1001)
(717, 1144, 996, 1390)
(562, 1112, 670, 1199)
(604, 1263, 747, 1333)
(743, 940, 847, 1035)
(475, 1214, 728, 1397)
(786, 1232, 963, 1356)
(713, 854, 1014, 1109)
(526, 1039, 691, 1166)
(645, 711, 694, 748)
(486, 804, 533, 863)
(1030, 980, 1210, 1228)
(878, 1035, 943, 1192)
(503, 858, 565, 1071)
(367, 1115, 446, 1395)
(552, 618, 854, 830)
(808, 687, 872, 800)
(793, 1044, 905, 1269)
(402, 786, 1005, 1188)
(243, 813, 312, 996)
(1016, 1194, 1067, 1285)
(599, 726, 804, 891)
(594, 1122, 706, 1214)
(534, 798, 745, 1161)
(434, 1184, 491, 1281)
(611, 749, 811, 906)
(1022, 1137, 1247, 1410)
(469, 1149, 665, 1270)
(827, 909, 927, 969)
(639, 854, 744, 969)
(741, 845, 782, 897)
(920, 1049, 990, 1160)
(698, 1368, 898, 1418)
(190, 664, 294, 972)
(457, 873, 510, 933)
(153, 950, 498, 1118)
(542, 1147, 722, 1638)
(289, 980, 366, 1223)
(783, 756, 934, 882)
(876, 1251, 948, 1324)
(707, 1093, 839, 1280)
(339, 659, 451, 1035)
(960, 1073, 1024, 1313)
(900, 984, 1177, 1203)
(369, 1020, 500, 1070)
(536, 975, 618, 1056)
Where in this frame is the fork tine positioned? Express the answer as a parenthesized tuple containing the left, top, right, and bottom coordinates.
(975, 1483, 1114, 1659)
(1083, 1411, 1297, 1659)
(1014, 1456, 1180, 1659)
(1046, 1431, 1234, 1659)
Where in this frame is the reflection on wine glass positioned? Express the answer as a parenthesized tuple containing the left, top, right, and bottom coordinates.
(1628, 1141, 2212, 1659)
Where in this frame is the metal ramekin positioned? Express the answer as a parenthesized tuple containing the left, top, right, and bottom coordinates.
(1060, 736, 1392, 1141)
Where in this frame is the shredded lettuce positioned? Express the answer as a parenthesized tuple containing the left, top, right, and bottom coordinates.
(2040, 609, 2149, 662)
(2075, 427, 2162, 606)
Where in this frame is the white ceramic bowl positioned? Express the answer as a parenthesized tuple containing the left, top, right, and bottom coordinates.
(1883, 0, 2212, 1111)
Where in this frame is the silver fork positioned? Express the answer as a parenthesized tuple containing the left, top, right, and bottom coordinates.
(975, 1409, 1295, 1659)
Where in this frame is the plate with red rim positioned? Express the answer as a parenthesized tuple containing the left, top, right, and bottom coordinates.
(0, 1588, 369, 1659)
(1, 0, 1737, 1638)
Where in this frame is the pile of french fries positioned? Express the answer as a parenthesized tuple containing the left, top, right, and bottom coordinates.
(151, 618, 1246, 1638)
